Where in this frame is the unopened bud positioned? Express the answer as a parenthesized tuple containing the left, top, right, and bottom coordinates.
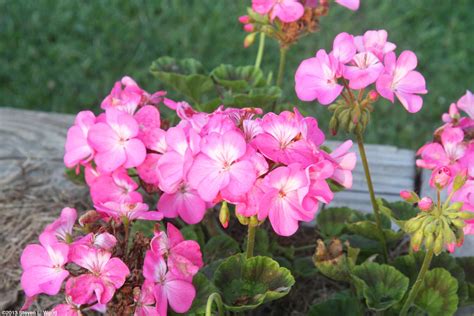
(244, 32, 257, 48)
(430, 166, 452, 189)
(411, 229, 424, 251)
(219, 202, 230, 229)
(368, 90, 379, 102)
(243, 24, 255, 33)
(433, 233, 444, 255)
(457, 211, 474, 220)
(238, 15, 250, 24)
(418, 197, 433, 211)
(452, 171, 468, 192)
(329, 116, 339, 136)
(236, 212, 250, 225)
(400, 190, 420, 203)
(79, 210, 101, 226)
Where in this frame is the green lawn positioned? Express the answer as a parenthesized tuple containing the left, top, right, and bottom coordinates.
(1, 0, 473, 148)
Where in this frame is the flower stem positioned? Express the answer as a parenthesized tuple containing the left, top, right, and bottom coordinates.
(355, 130, 389, 262)
(276, 46, 288, 88)
(246, 221, 257, 259)
(255, 33, 266, 69)
(399, 248, 434, 316)
(205, 292, 225, 316)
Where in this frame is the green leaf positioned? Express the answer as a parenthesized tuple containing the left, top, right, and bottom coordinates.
(415, 268, 459, 316)
(308, 291, 362, 316)
(352, 262, 409, 311)
(130, 220, 156, 238)
(213, 254, 295, 311)
(394, 252, 468, 303)
(292, 256, 318, 278)
(150, 56, 213, 103)
(232, 86, 281, 108)
(346, 220, 404, 243)
(203, 235, 240, 264)
(65, 167, 85, 185)
(211, 64, 265, 91)
(316, 207, 358, 237)
(377, 199, 418, 227)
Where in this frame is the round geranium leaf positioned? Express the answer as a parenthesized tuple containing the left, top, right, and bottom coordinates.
(316, 207, 360, 237)
(213, 254, 295, 311)
(415, 268, 459, 316)
(211, 64, 266, 91)
(352, 262, 409, 311)
(203, 235, 240, 264)
(308, 291, 362, 316)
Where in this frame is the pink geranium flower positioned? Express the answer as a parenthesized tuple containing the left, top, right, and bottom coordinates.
(90, 168, 142, 204)
(252, 0, 304, 23)
(20, 239, 69, 297)
(335, 0, 360, 11)
(332, 32, 356, 65)
(64, 111, 96, 169)
(73, 232, 117, 251)
(295, 49, 343, 105)
(157, 182, 207, 224)
(344, 52, 384, 89)
(188, 130, 256, 202)
(95, 201, 163, 221)
(258, 164, 311, 236)
(143, 251, 196, 315)
(68, 245, 129, 305)
(40, 207, 77, 243)
(134, 280, 158, 316)
(457, 90, 474, 118)
(150, 223, 203, 281)
(88, 108, 146, 173)
(376, 51, 427, 113)
(304, 160, 335, 210)
(354, 30, 396, 60)
(324, 140, 357, 188)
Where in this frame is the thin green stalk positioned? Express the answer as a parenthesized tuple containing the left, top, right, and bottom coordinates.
(355, 130, 389, 262)
(276, 46, 288, 88)
(399, 248, 434, 316)
(254, 33, 266, 69)
(205, 293, 225, 316)
(246, 223, 257, 259)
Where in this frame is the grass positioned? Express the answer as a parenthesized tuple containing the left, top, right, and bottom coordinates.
(1, 0, 473, 149)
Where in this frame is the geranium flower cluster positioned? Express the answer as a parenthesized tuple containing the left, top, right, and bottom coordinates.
(240, 0, 359, 48)
(417, 90, 474, 216)
(63, 76, 355, 237)
(295, 29, 428, 113)
(20, 205, 203, 315)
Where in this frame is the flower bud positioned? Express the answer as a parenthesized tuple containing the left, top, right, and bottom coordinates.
(452, 171, 468, 192)
(418, 197, 433, 211)
(244, 32, 257, 48)
(219, 202, 230, 229)
(411, 229, 424, 251)
(433, 233, 444, 255)
(79, 210, 101, 226)
(236, 212, 249, 225)
(400, 190, 420, 203)
(457, 211, 474, 220)
(430, 166, 452, 189)
(238, 15, 250, 24)
(368, 90, 379, 102)
(243, 24, 255, 33)
(329, 116, 339, 136)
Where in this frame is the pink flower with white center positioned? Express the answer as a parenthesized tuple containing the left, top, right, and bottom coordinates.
(157, 125, 201, 193)
(416, 127, 466, 172)
(88, 108, 146, 173)
(68, 245, 130, 305)
(303, 160, 335, 212)
(243, 119, 264, 141)
(134, 280, 158, 316)
(74, 232, 117, 251)
(157, 181, 207, 224)
(376, 51, 428, 113)
(150, 223, 203, 281)
(95, 201, 163, 221)
(335, 0, 360, 10)
(90, 168, 142, 204)
(188, 130, 256, 202)
(295, 49, 343, 105)
(344, 52, 384, 89)
(40, 207, 77, 244)
(64, 111, 96, 169)
(143, 251, 196, 315)
(324, 140, 357, 188)
(20, 239, 69, 297)
(457, 90, 474, 118)
(253, 111, 314, 166)
(252, 0, 304, 23)
(258, 164, 311, 236)
(354, 30, 396, 60)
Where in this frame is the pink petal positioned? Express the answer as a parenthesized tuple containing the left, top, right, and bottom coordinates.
(332, 32, 356, 64)
(21, 266, 69, 296)
(88, 123, 119, 152)
(102, 257, 130, 288)
(188, 155, 229, 202)
(164, 276, 196, 314)
(395, 91, 423, 113)
(94, 147, 126, 173)
(335, 0, 360, 10)
(123, 138, 146, 168)
(273, 0, 304, 23)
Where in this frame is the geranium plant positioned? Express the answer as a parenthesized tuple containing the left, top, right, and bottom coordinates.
(18, 0, 474, 315)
